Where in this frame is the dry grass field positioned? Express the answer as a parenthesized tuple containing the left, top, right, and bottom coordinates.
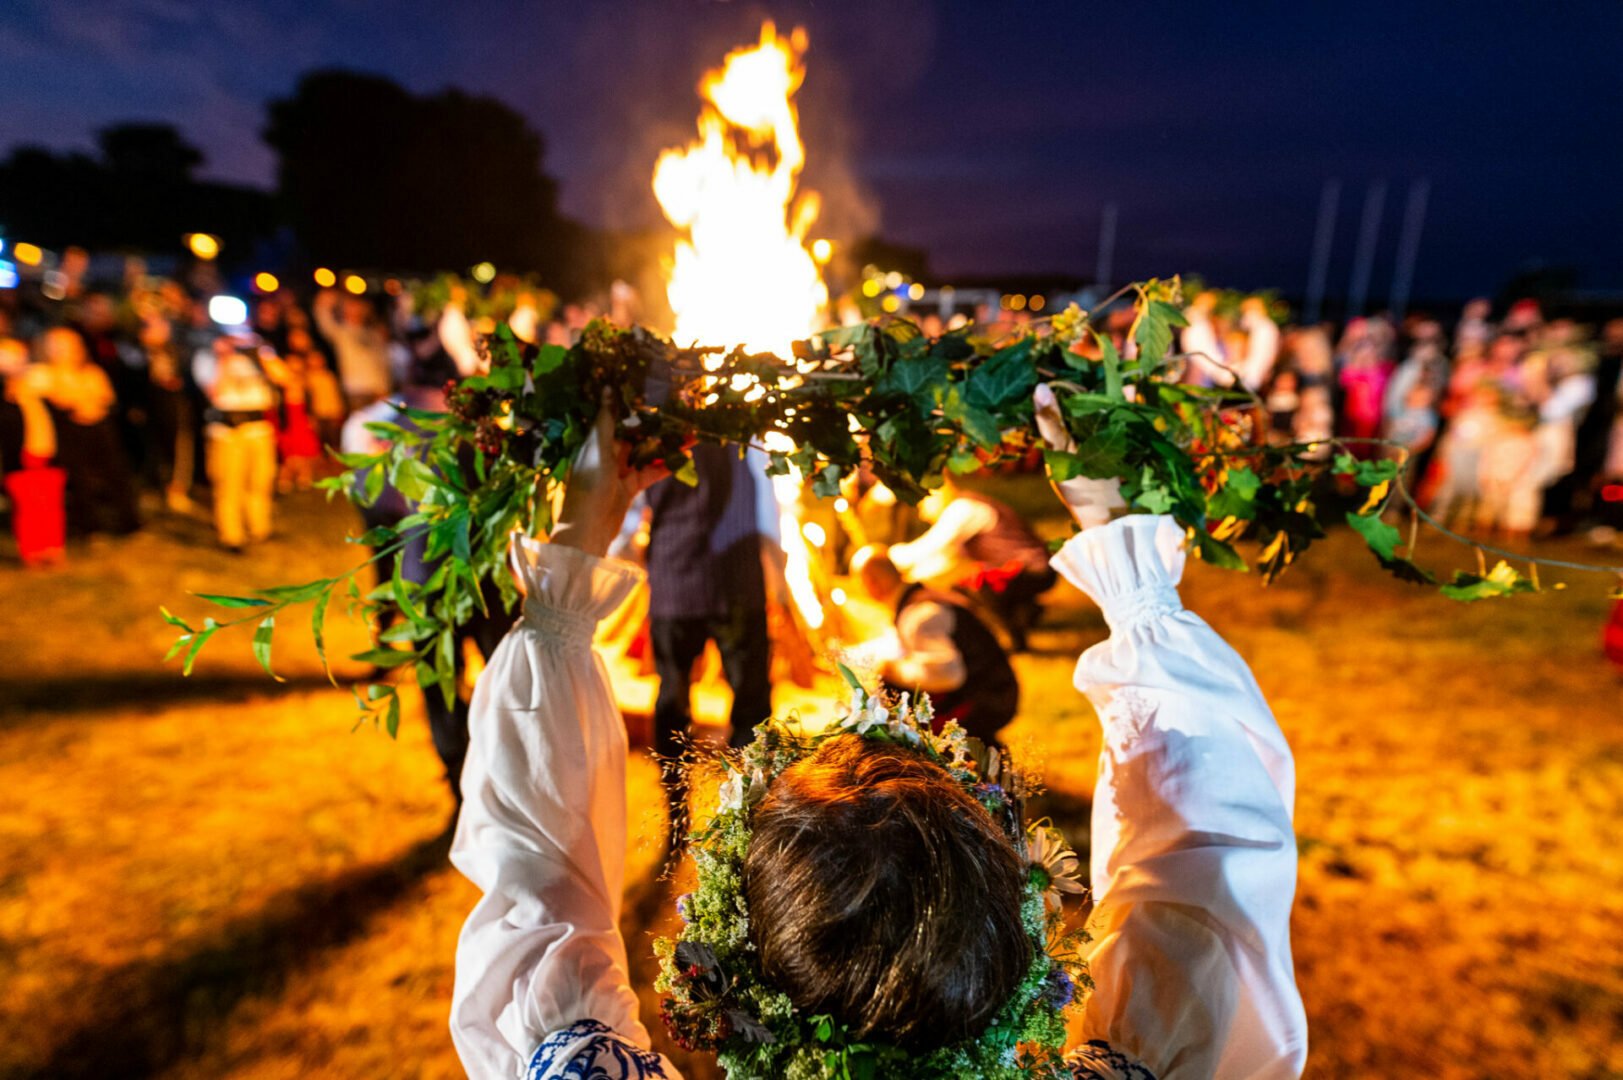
(1, 482, 1619, 1079)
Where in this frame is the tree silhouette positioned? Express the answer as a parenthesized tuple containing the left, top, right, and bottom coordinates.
(263, 71, 579, 284)
(0, 123, 272, 254)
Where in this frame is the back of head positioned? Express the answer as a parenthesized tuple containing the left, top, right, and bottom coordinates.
(744, 735, 1031, 1051)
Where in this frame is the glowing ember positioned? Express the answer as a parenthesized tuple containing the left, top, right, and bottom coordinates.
(653, 22, 827, 357)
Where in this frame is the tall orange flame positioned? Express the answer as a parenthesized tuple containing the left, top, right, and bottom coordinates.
(653, 22, 827, 357)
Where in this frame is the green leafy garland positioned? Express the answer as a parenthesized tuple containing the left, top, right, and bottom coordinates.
(161, 279, 1623, 724)
(655, 670, 1088, 1080)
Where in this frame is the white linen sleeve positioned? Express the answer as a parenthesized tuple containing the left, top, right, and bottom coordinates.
(1052, 515, 1307, 1080)
(449, 537, 680, 1080)
(889, 499, 996, 581)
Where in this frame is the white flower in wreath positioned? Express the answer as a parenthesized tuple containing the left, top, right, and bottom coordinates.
(718, 767, 768, 813)
(1027, 826, 1086, 910)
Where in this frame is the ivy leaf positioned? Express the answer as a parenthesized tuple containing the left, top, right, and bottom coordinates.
(813, 463, 844, 498)
(1134, 484, 1177, 514)
(1206, 465, 1263, 520)
(1045, 426, 1130, 481)
(1333, 454, 1401, 487)
(1134, 299, 1187, 365)
(1440, 561, 1538, 601)
(877, 355, 948, 402)
(1345, 510, 1403, 561)
(1378, 554, 1437, 586)
(251, 616, 284, 682)
(957, 404, 1002, 449)
(1093, 330, 1124, 401)
(1193, 530, 1249, 570)
(963, 339, 1036, 409)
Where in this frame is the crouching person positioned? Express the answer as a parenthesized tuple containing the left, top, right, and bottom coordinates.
(851, 543, 1019, 746)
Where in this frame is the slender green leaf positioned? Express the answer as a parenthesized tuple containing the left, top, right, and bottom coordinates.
(194, 593, 271, 609)
(251, 615, 284, 682)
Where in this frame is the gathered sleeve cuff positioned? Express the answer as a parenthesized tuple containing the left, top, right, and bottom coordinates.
(1051, 515, 1308, 1080)
(450, 538, 657, 1080)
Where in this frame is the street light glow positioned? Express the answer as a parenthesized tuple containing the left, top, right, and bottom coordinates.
(208, 295, 249, 326)
(186, 233, 221, 260)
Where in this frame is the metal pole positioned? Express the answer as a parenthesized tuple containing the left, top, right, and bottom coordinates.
(1304, 179, 1340, 324)
(1095, 202, 1118, 291)
(1389, 178, 1430, 319)
(1347, 179, 1386, 319)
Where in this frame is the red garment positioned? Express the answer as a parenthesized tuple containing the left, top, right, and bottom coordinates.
(1605, 599, 1623, 672)
(277, 400, 322, 461)
(964, 557, 1026, 594)
(5, 455, 66, 565)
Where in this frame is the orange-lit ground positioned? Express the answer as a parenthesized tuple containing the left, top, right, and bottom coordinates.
(1, 480, 1620, 1079)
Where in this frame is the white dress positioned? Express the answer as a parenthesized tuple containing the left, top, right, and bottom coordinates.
(450, 517, 1308, 1080)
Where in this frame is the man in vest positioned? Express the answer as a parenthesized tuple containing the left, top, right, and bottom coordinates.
(887, 478, 1059, 651)
(850, 544, 1019, 746)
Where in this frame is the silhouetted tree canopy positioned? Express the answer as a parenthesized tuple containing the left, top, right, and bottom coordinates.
(0, 123, 273, 254)
(264, 71, 578, 283)
(97, 123, 205, 182)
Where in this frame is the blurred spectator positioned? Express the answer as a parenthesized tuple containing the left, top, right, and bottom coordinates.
(274, 352, 324, 492)
(35, 327, 139, 536)
(286, 326, 345, 452)
(134, 305, 198, 513)
(1476, 403, 1541, 539)
(1429, 382, 1501, 529)
(1338, 339, 1391, 446)
(313, 288, 391, 406)
(852, 544, 1020, 746)
(888, 478, 1056, 652)
(1455, 298, 1495, 352)
(1, 336, 66, 565)
(1180, 290, 1229, 386)
(194, 334, 280, 552)
(1238, 296, 1280, 391)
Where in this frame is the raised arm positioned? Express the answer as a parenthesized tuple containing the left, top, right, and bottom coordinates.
(450, 398, 677, 1080)
(1033, 386, 1306, 1080)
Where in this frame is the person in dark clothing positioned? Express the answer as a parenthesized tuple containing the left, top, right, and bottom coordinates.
(644, 442, 773, 843)
(888, 479, 1057, 651)
(852, 544, 1020, 746)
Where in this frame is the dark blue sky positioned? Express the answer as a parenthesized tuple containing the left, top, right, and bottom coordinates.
(3, 0, 1620, 301)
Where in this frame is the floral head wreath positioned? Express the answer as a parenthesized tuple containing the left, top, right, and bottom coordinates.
(656, 668, 1091, 1079)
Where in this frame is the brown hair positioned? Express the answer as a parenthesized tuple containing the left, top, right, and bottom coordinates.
(743, 735, 1031, 1050)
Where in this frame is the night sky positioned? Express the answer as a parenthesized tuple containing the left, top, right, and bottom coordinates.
(3, 0, 1621, 302)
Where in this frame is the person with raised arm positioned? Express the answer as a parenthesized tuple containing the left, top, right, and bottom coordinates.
(449, 386, 1307, 1079)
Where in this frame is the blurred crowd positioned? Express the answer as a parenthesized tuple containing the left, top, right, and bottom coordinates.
(0, 261, 632, 566)
(1177, 294, 1623, 542)
(2, 259, 1621, 570)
